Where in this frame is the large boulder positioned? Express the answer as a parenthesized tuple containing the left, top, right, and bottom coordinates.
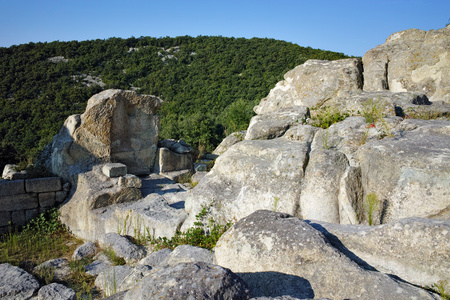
(46, 89, 162, 182)
(308, 217, 450, 288)
(357, 119, 450, 224)
(123, 262, 251, 300)
(363, 26, 450, 103)
(214, 210, 440, 299)
(213, 131, 246, 155)
(182, 131, 316, 229)
(254, 58, 363, 114)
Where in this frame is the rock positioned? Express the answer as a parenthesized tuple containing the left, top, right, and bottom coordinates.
(194, 162, 207, 172)
(363, 26, 450, 103)
(45, 89, 162, 182)
(357, 122, 450, 224)
(0, 263, 39, 300)
(213, 131, 246, 155)
(59, 166, 143, 241)
(118, 174, 142, 188)
(254, 58, 363, 114)
(214, 210, 439, 299)
(72, 241, 99, 260)
(123, 262, 250, 300)
(102, 163, 127, 178)
(99, 233, 146, 264)
(137, 248, 172, 267)
(299, 149, 357, 223)
(160, 169, 191, 182)
(245, 106, 309, 140)
(2, 164, 28, 180)
(308, 217, 450, 288)
(34, 258, 71, 281)
(191, 171, 207, 184)
(84, 253, 113, 276)
(182, 135, 313, 230)
(94, 265, 133, 297)
(25, 177, 62, 193)
(164, 245, 214, 266)
(38, 283, 76, 300)
(118, 265, 152, 292)
(154, 147, 193, 173)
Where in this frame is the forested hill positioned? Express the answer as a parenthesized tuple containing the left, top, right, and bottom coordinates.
(0, 35, 352, 166)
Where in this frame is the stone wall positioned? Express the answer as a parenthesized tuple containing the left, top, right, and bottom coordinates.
(0, 177, 69, 233)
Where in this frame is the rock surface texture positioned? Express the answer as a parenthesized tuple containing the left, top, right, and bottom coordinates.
(0, 263, 40, 300)
(123, 262, 250, 300)
(214, 210, 440, 299)
(45, 89, 162, 182)
(363, 26, 450, 103)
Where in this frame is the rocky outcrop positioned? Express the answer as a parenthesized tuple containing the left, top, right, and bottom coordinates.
(214, 210, 440, 299)
(45, 89, 162, 182)
(357, 119, 450, 224)
(363, 26, 450, 103)
(254, 58, 363, 114)
(308, 217, 450, 288)
(59, 166, 187, 242)
(213, 131, 246, 155)
(182, 132, 315, 229)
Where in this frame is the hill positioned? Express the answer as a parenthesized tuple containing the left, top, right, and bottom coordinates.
(0, 35, 351, 166)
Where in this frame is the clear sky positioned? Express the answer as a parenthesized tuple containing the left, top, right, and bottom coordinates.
(0, 0, 448, 57)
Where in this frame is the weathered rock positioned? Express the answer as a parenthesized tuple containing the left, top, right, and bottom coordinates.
(357, 122, 450, 224)
(363, 26, 450, 103)
(137, 248, 172, 267)
(213, 131, 246, 155)
(117, 174, 142, 188)
(153, 147, 193, 173)
(214, 210, 439, 299)
(254, 59, 363, 114)
(72, 241, 99, 260)
(182, 136, 313, 230)
(2, 164, 28, 180)
(308, 217, 450, 287)
(84, 253, 113, 276)
(300, 149, 353, 223)
(245, 106, 309, 140)
(0, 179, 25, 197)
(38, 283, 76, 300)
(25, 177, 62, 193)
(0, 263, 39, 300)
(59, 166, 142, 241)
(34, 258, 71, 281)
(123, 262, 250, 300)
(118, 265, 152, 292)
(99, 233, 146, 264)
(46, 89, 162, 182)
(94, 265, 133, 297)
(164, 245, 214, 266)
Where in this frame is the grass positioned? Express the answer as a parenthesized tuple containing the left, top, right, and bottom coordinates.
(364, 193, 379, 226)
(103, 248, 126, 266)
(0, 207, 96, 298)
(425, 280, 450, 300)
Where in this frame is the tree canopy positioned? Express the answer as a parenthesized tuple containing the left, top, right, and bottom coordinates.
(0, 35, 352, 167)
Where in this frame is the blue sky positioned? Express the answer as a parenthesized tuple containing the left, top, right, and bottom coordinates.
(0, 0, 448, 56)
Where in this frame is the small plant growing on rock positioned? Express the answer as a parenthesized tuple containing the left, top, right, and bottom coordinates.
(310, 106, 349, 129)
(103, 248, 126, 266)
(364, 192, 379, 226)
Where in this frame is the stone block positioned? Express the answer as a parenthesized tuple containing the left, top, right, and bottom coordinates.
(0, 211, 11, 227)
(38, 192, 56, 208)
(102, 163, 127, 178)
(0, 193, 38, 211)
(11, 210, 26, 227)
(25, 209, 39, 222)
(155, 147, 193, 173)
(56, 190, 68, 203)
(25, 177, 62, 193)
(0, 180, 25, 197)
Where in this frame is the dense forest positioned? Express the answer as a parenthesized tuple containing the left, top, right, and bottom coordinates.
(0, 35, 352, 168)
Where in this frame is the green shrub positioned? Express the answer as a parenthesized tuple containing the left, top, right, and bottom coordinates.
(151, 206, 232, 251)
(364, 193, 379, 226)
(311, 106, 348, 129)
